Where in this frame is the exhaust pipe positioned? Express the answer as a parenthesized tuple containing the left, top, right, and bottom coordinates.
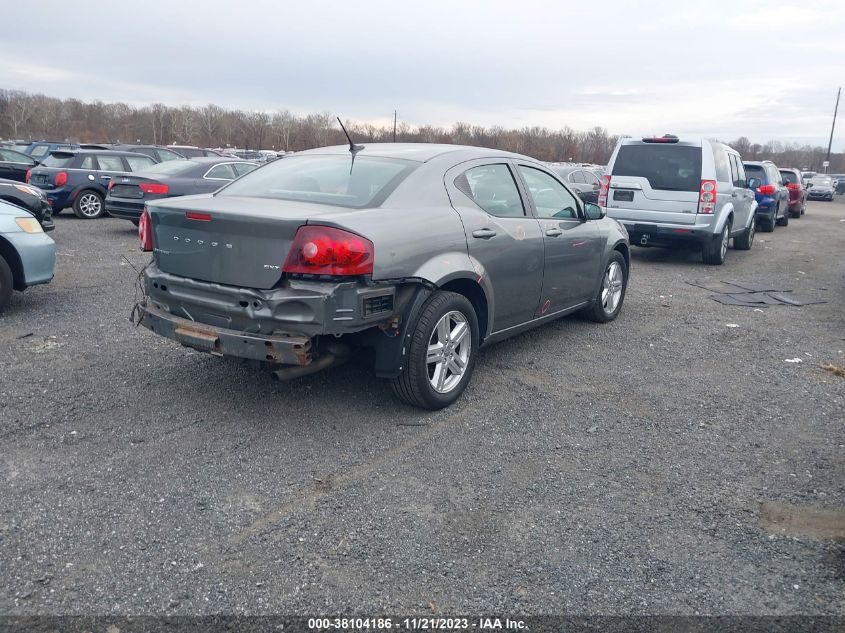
(271, 342, 350, 381)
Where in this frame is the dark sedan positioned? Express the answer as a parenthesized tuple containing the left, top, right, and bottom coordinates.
(0, 148, 39, 183)
(106, 158, 258, 224)
(0, 178, 54, 231)
(549, 165, 602, 204)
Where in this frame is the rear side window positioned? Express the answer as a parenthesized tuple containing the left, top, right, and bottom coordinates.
(174, 147, 203, 158)
(233, 162, 257, 176)
(126, 155, 156, 171)
(612, 144, 702, 191)
(97, 155, 126, 171)
(768, 165, 782, 185)
(205, 164, 236, 180)
(583, 171, 600, 186)
(30, 145, 50, 158)
(219, 155, 416, 208)
(455, 164, 525, 218)
(157, 148, 185, 162)
(780, 170, 798, 185)
(80, 156, 95, 169)
(712, 145, 731, 183)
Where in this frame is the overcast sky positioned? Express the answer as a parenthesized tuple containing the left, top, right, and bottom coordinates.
(3, 0, 844, 149)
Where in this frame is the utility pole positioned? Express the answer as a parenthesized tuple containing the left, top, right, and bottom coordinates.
(825, 87, 840, 173)
(393, 110, 397, 143)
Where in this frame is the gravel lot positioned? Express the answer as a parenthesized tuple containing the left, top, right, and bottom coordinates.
(1, 199, 843, 616)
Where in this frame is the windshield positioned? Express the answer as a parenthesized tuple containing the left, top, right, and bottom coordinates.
(135, 161, 197, 177)
(612, 144, 702, 191)
(218, 155, 417, 208)
(810, 177, 832, 186)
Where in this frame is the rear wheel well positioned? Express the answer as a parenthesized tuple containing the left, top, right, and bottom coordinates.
(0, 236, 25, 290)
(440, 278, 489, 342)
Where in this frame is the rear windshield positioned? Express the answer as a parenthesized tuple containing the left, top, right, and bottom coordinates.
(612, 144, 702, 191)
(744, 164, 766, 181)
(779, 170, 798, 184)
(218, 155, 416, 208)
(41, 154, 75, 168)
(136, 161, 197, 177)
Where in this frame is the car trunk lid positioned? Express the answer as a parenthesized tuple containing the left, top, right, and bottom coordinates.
(149, 195, 341, 290)
(606, 142, 702, 225)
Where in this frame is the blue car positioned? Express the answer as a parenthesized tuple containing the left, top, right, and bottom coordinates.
(0, 198, 55, 312)
(27, 149, 158, 219)
(23, 141, 80, 161)
(743, 160, 790, 232)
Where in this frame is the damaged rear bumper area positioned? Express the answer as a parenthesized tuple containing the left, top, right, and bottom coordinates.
(137, 302, 314, 365)
(134, 263, 409, 373)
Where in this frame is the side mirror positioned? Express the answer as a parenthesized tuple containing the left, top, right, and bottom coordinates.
(746, 177, 761, 190)
(585, 202, 605, 220)
(805, 183, 813, 188)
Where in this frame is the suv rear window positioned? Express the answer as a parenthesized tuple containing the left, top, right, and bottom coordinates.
(41, 154, 75, 168)
(780, 170, 798, 185)
(744, 164, 766, 182)
(612, 144, 702, 191)
(219, 155, 416, 208)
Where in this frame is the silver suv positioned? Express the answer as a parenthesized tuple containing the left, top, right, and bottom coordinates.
(601, 135, 758, 265)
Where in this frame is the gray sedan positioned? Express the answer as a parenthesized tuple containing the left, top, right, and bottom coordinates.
(135, 144, 630, 409)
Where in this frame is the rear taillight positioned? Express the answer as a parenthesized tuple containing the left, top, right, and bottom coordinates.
(55, 171, 68, 187)
(140, 182, 169, 195)
(139, 207, 153, 252)
(25, 169, 31, 183)
(786, 183, 800, 191)
(283, 225, 374, 276)
(598, 175, 610, 207)
(698, 179, 717, 214)
(758, 184, 777, 195)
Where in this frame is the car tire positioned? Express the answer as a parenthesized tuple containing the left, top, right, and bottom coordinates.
(759, 211, 775, 232)
(581, 251, 628, 323)
(776, 208, 789, 226)
(0, 254, 13, 314)
(73, 190, 105, 219)
(800, 198, 806, 215)
(789, 206, 801, 218)
(733, 218, 755, 251)
(702, 220, 731, 265)
(390, 291, 479, 410)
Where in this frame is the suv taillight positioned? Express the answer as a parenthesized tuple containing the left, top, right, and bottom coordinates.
(698, 179, 716, 214)
(598, 175, 610, 207)
(282, 225, 374, 276)
(786, 183, 800, 190)
(55, 171, 68, 187)
(758, 184, 777, 195)
(139, 207, 153, 252)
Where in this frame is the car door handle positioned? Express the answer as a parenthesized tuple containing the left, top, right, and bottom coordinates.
(545, 228, 563, 237)
(472, 228, 497, 239)
(101, 175, 112, 179)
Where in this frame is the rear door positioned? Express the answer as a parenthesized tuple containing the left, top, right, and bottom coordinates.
(729, 153, 753, 230)
(607, 142, 702, 225)
(95, 154, 130, 189)
(515, 163, 603, 310)
(445, 160, 544, 331)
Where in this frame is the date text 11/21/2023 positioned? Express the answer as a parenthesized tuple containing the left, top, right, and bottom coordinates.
(307, 617, 527, 630)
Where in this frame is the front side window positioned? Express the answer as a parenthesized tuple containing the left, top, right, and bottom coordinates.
(455, 163, 525, 218)
(517, 165, 579, 219)
(219, 154, 416, 208)
(126, 155, 156, 172)
(97, 155, 126, 171)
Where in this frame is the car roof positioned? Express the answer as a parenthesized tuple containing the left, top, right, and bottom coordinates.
(49, 149, 147, 158)
(188, 157, 254, 164)
(298, 143, 529, 163)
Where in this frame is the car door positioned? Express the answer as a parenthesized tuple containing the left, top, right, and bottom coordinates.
(444, 160, 544, 332)
(515, 163, 604, 312)
(728, 154, 753, 231)
(95, 154, 130, 190)
(769, 164, 788, 217)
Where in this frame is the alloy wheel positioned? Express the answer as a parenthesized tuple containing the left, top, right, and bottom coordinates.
(79, 194, 102, 217)
(427, 310, 471, 394)
(720, 224, 729, 260)
(601, 261, 624, 315)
